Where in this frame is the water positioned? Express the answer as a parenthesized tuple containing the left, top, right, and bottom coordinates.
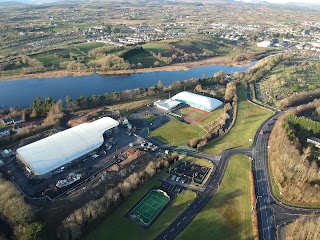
(0, 62, 255, 107)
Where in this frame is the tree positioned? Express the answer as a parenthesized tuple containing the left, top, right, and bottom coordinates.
(31, 97, 43, 117)
(19, 222, 44, 240)
(157, 80, 163, 90)
(65, 96, 73, 110)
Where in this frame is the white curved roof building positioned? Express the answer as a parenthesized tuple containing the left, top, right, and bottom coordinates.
(16, 117, 119, 177)
(171, 91, 223, 112)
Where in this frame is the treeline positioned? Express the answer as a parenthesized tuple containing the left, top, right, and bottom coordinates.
(57, 154, 178, 240)
(64, 78, 199, 112)
(0, 174, 44, 240)
(269, 99, 320, 205)
(245, 54, 287, 82)
(278, 88, 320, 108)
(284, 114, 320, 148)
(188, 82, 238, 149)
(284, 215, 320, 240)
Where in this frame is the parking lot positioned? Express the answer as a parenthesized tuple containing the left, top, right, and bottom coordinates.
(160, 182, 186, 195)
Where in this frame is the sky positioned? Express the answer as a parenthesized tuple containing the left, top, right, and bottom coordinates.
(239, 0, 320, 4)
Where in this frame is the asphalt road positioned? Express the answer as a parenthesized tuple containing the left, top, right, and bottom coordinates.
(146, 110, 319, 240)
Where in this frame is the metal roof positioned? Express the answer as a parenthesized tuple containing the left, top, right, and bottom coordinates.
(16, 117, 119, 176)
(172, 91, 223, 112)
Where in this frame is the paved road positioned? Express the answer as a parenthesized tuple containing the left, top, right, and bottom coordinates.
(150, 110, 319, 240)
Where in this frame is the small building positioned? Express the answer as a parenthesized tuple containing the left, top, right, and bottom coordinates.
(2, 118, 13, 125)
(307, 137, 320, 147)
(154, 99, 182, 111)
(257, 40, 271, 48)
(0, 128, 10, 137)
(13, 125, 22, 132)
(0, 149, 14, 159)
(12, 117, 24, 124)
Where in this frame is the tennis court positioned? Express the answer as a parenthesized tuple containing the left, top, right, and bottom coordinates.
(173, 106, 209, 122)
(130, 189, 170, 226)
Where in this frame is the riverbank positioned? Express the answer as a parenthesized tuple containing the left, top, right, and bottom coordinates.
(0, 56, 252, 82)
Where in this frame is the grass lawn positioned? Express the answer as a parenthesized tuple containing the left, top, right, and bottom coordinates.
(197, 107, 224, 126)
(142, 42, 169, 54)
(176, 155, 254, 240)
(126, 50, 160, 68)
(72, 42, 105, 54)
(204, 86, 273, 155)
(87, 173, 196, 240)
(150, 119, 206, 146)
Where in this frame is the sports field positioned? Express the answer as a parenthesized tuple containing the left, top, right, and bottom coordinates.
(173, 106, 209, 122)
(130, 189, 170, 226)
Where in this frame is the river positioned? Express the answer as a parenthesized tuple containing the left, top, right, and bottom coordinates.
(0, 63, 256, 107)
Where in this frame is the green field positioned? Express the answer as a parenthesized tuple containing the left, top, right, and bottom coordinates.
(204, 86, 273, 155)
(142, 42, 169, 54)
(126, 50, 160, 68)
(150, 118, 206, 146)
(130, 189, 170, 225)
(32, 48, 85, 67)
(72, 42, 105, 54)
(197, 107, 224, 125)
(87, 173, 196, 240)
(177, 155, 254, 240)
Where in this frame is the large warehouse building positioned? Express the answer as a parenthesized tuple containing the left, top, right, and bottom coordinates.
(16, 117, 119, 178)
(171, 91, 223, 112)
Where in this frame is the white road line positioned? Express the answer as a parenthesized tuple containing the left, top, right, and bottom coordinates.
(170, 228, 174, 232)
(183, 216, 186, 220)
(177, 222, 181, 226)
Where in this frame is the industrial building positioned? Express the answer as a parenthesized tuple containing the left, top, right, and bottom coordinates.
(16, 117, 119, 178)
(171, 91, 223, 112)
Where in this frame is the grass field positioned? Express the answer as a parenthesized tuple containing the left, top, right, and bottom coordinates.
(176, 155, 254, 240)
(204, 86, 273, 155)
(126, 49, 160, 68)
(32, 48, 85, 67)
(72, 42, 105, 54)
(142, 42, 169, 54)
(87, 173, 196, 240)
(197, 107, 224, 125)
(150, 118, 206, 146)
(130, 189, 170, 225)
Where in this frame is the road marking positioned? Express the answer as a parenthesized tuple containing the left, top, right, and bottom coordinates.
(194, 205, 197, 209)
(177, 222, 181, 226)
(183, 216, 186, 220)
(170, 228, 174, 232)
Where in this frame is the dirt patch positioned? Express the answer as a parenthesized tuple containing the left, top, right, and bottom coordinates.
(118, 148, 142, 167)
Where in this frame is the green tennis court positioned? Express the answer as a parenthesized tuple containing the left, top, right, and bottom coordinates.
(130, 189, 170, 226)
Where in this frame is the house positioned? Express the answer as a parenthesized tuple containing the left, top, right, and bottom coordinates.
(2, 118, 13, 125)
(307, 137, 320, 147)
(12, 117, 24, 124)
(0, 128, 10, 137)
(21, 121, 38, 129)
(13, 125, 22, 132)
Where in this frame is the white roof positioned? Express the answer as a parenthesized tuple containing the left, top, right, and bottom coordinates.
(172, 91, 223, 112)
(16, 117, 119, 176)
(154, 99, 181, 110)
